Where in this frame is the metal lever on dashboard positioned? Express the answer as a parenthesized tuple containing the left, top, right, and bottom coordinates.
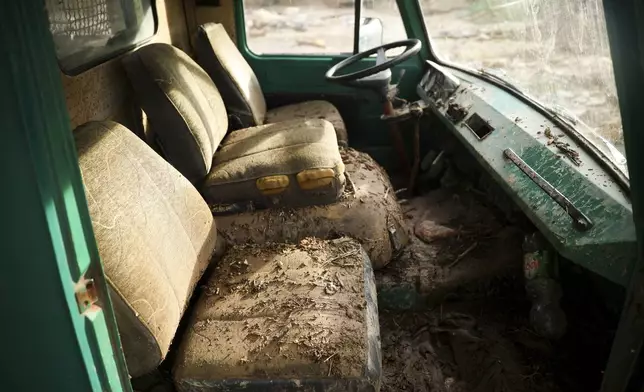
(503, 148, 593, 231)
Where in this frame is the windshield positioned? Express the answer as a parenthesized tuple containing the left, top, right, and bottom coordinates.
(422, 0, 627, 174)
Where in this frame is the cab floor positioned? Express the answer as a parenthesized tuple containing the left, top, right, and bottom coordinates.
(376, 187, 605, 392)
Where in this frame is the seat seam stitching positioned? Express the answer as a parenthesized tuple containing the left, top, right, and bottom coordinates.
(114, 121, 198, 310)
(135, 52, 210, 176)
(206, 27, 266, 125)
(213, 141, 339, 165)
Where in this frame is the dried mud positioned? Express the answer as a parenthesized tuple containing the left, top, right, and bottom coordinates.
(377, 187, 585, 392)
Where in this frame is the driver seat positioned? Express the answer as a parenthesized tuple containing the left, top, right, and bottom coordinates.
(194, 23, 349, 147)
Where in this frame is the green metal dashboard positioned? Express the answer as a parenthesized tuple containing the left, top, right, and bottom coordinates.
(417, 61, 636, 286)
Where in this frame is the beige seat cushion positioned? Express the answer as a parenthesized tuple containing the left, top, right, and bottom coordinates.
(214, 148, 409, 269)
(265, 100, 348, 147)
(195, 23, 267, 128)
(204, 118, 346, 208)
(194, 23, 348, 146)
(123, 43, 229, 184)
(173, 238, 381, 391)
(75, 121, 218, 377)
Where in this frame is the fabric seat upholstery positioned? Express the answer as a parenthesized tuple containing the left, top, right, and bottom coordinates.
(205, 118, 345, 207)
(122, 43, 228, 184)
(123, 43, 346, 209)
(194, 23, 349, 147)
(173, 238, 381, 391)
(265, 100, 348, 145)
(74, 121, 218, 377)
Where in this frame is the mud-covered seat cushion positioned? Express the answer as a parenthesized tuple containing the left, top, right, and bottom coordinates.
(265, 100, 348, 147)
(194, 23, 348, 146)
(204, 118, 346, 208)
(214, 148, 409, 269)
(173, 237, 381, 392)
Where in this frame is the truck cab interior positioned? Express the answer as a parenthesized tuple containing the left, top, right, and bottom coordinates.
(3, 1, 644, 391)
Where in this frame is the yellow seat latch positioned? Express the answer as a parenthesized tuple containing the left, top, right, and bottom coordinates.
(296, 168, 336, 190)
(256, 175, 290, 195)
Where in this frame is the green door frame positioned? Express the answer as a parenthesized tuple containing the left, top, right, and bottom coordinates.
(599, 1, 644, 391)
(0, 1, 130, 391)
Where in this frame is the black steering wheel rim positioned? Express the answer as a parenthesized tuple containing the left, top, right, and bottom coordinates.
(325, 38, 422, 82)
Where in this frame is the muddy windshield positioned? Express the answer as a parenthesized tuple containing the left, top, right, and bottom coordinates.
(423, 0, 627, 174)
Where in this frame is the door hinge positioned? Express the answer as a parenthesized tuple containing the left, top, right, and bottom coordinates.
(74, 276, 98, 314)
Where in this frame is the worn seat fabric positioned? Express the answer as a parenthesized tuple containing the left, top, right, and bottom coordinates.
(264, 100, 348, 145)
(74, 121, 218, 377)
(173, 238, 381, 391)
(123, 43, 345, 208)
(194, 23, 349, 146)
(204, 118, 345, 207)
(122, 43, 228, 185)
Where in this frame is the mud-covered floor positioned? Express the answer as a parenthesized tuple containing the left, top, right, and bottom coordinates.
(376, 186, 614, 392)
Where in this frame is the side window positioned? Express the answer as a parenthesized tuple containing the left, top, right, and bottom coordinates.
(45, 0, 156, 75)
(242, 0, 407, 56)
(361, 1, 407, 55)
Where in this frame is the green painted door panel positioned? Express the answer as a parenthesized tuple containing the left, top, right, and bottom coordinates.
(0, 1, 130, 390)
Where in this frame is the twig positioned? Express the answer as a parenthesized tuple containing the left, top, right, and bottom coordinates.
(413, 325, 429, 339)
(447, 242, 478, 268)
(544, 128, 581, 165)
(325, 353, 337, 377)
(521, 367, 541, 380)
(193, 329, 213, 346)
(324, 352, 337, 362)
(324, 248, 360, 265)
(392, 317, 401, 329)
(335, 271, 345, 288)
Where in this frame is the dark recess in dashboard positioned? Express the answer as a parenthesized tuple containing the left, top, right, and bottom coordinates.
(465, 113, 494, 140)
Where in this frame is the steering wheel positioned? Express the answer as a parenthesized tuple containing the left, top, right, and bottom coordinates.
(325, 39, 422, 83)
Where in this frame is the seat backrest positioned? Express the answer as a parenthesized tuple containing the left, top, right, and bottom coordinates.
(122, 43, 228, 184)
(194, 23, 267, 129)
(74, 121, 217, 377)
